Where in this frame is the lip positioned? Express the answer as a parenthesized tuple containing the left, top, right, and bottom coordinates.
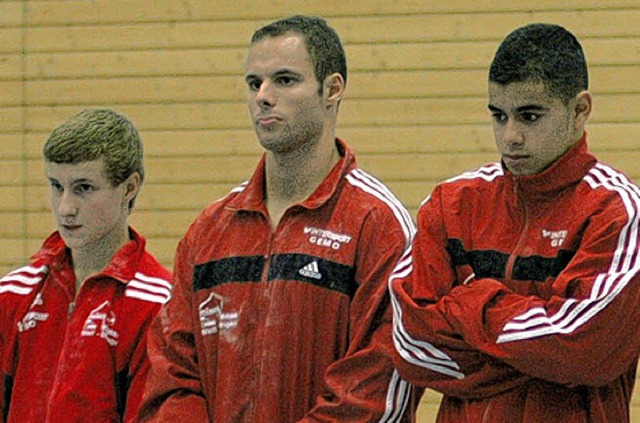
(256, 115, 282, 126)
(61, 224, 82, 231)
(504, 154, 530, 162)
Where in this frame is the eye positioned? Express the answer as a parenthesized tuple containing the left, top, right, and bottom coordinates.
(247, 78, 261, 91)
(73, 183, 94, 195)
(491, 112, 507, 123)
(277, 75, 295, 86)
(520, 112, 540, 122)
(49, 181, 63, 193)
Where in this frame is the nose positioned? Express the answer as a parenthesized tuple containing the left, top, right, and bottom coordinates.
(56, 190, 79, 219)
(502, 120, 524, 149)
(255, 80, 275, 109)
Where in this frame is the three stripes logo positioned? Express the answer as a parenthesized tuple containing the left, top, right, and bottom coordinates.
(299, 261, 322, 280)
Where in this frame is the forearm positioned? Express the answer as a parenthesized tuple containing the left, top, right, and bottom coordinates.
(136, 275, 209, 421)
(136, 322, 209, 421)
(391, 277, 529, 399)
(444, 277, 640, 387)
(301, 327, 418, 422)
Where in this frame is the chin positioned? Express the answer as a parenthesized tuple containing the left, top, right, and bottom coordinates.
(59, 231, 90, 250)
(60, 236, 82, 249)
(256, 133, 276, 148)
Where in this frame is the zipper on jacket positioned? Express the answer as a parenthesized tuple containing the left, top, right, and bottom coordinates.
(44, 277, 91, 420)
(250, 220, 275, 420)
(504, 181, 529, 280)
(43, 295, 76, 420)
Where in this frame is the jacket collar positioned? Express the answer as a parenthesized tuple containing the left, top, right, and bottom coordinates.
(31, 227, 147, 285)
(504, 133, 597, 199)
(226, 138, 356, 214)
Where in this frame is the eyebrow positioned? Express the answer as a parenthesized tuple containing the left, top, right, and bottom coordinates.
(245, 68, 301, 81)
(47, 177, 94, 185)
(488, 104, 549, 113)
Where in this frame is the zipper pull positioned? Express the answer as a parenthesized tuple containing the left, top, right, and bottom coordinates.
(68, 302, 75, 314)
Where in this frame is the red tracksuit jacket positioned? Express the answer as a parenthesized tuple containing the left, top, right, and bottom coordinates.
(138, 139, 420, 422)
(391, 136, 640, 422)
(0, 229, 172, 422)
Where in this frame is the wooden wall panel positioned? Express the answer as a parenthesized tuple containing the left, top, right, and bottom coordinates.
(0, 81, 22, 106)
(25, 76, 245, 105)
(0, 53, 22, 80)
(17, 9, 640, 55)
(24, 49, 245, 78)
(0, 134, 22, 158)
(0, 29, 21, 52)
(0, 239, 24, 266)
(22, 130, 264, 158)
(0, 161, 24, 186)
(0, 2, 22, 27)
(21, 1, 640, 25)
(2, 1, 640, 420)
(0, 213, 25, 238)
(0, 107, 23, 132)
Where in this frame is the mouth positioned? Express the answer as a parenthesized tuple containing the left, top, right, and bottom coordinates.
(256, 115, 282, 126)
(61, 224, 82, 231)
(504, 154, 530, 162)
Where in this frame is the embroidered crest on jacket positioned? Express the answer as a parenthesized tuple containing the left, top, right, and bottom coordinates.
(304, 226, 352, 250)
(18, 293, 49, 332)
(542, 229, 568, 247)
(199, 292, 238, 336)
(81, 300, 119, 346)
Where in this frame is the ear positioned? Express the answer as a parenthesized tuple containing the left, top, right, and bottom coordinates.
(574, 90, 593, 128)
(123, 172, 141, 203)
(322, 73, 345, 108)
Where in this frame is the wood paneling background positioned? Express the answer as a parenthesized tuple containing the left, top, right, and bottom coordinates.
(1, 1, 639, 420)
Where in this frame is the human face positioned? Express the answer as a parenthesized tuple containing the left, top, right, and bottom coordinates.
(488, 81, 584, 176)
(244, 33, 326, 154)
(46, 159, 131, 253)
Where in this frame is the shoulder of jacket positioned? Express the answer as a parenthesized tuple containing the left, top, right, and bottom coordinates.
(191, 182, 248, 225)
(582, 162, 638, 194)
(418, 163, 504, 211)
(0, 264, 48, 298)
(443, 162, 504, 186)
(580, 162, 640, 218)
(123, 269, 172, 306)
(343, 168, 415, 242)
(343, 168, 407, 207)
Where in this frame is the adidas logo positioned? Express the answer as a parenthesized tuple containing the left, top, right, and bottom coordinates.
(299, 261, 322, 280)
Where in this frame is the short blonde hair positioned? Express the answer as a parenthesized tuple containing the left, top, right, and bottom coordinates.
(43, 108, 144, 210)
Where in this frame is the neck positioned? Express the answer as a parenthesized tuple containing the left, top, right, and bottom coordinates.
(266, 136, 339, 203)
(263, 135, 340, 231)
(71, 226, 130, 293)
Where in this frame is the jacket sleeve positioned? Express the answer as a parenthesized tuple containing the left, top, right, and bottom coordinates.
(0, 276, 22, 423)
(0, 294, 7, 423)
(390, 187, 530, 399)
(122, 302, 167, 423)
(300, 200, 421, 422)
(136, 234, 209, 421)
(440, 194, 640, 388)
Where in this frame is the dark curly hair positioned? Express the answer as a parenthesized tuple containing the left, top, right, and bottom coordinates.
(489, 23, 588, 103)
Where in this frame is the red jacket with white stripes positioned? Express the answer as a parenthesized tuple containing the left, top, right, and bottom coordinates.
(138, 139, 420, 422)
(0, 229, 172, 423)
(391, 135, 640, 422)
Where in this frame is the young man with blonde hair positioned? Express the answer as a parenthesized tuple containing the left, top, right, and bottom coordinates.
(0, 109, 172, 422)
